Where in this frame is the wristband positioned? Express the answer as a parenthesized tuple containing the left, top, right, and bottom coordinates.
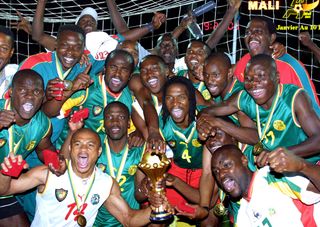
(145, 22, 154, 32)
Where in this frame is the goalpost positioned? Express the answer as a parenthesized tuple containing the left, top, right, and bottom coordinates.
(0, 0, 319, 94)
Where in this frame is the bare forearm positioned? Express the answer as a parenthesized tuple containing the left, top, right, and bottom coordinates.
(106, 0, 128, 33)
(127, 207, 152, 227)
(172, 24, 187, 39)
(287, 135, 320, 159)
(120, 26, 151, 41)
(300, 161, 320, 192)
(171, 177, 200, 203)
(199, 173, 214, 207)
(32, 0, 56, 51)
(206, 5, 238, 49)
(0, 174, 11, 195)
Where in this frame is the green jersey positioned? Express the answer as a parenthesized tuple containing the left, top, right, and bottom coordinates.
(213, 78, 244, 125)
(0, 99, 51, 162)
(177, 70, 211, 101)
(94, 142, 144, 227)
(56, 74, 133, 148)
(161, 117, 202, 169)
(238, 84, 319, 163)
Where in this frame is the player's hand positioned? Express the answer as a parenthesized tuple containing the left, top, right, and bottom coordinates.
(196, 114, 216, 141)
(72, 64, 93, 91)
(165, 173, 176, 187)
(48, 154, 67, 177)
(146, 130, 166, 154)
(180, 12, 195, 29)
(68, 111, 85, 132)
(79, 53, 90, 66)
(176, 204, 208, 220)
(268, 147, 305, 173)
(1, 153, 28, 173)
(0, 110, 15, 130)
(299, 32, 313, 47)
(255, 150, 270, 168)
(11, 11, 32, 34)
(152, 12, 166, 30)
(229, 0, 242, 10)
(46, 78, 64, 100)
(128, 130, 145, 148)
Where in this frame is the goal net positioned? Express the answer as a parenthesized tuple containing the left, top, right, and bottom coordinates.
(0, 0, 319, 94)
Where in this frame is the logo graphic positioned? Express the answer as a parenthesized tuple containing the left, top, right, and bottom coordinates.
(283, 0, 319, 19)
(0, 139, 6, 147)
(55, 188, 68, 202)
(273, 120, 286, 131)
(97, 163, 106, 172)
(91, 194, 100, 205)
(128, 165, 137, 175)
(192, 139, 202, 148)
(93, 105, 102, 116)
(26, 141, 36, 151)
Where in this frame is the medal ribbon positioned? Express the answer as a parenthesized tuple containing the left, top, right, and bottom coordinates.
(55, 53, 72, 80)
(151, 94, 162, 115)
(171, 120, 196, 144)
(67, 160, 96, 212)
(5, 100, 24, 154)
(100, 75, 122, 108)
(256, 85, 281, 142)
(104, 140, 129, 182)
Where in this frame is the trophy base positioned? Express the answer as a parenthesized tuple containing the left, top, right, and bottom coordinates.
(150, 210, 173, 222)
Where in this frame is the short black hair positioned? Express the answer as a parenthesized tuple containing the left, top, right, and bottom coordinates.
(188, 40, 212, 57)
(250, 17, 277, 35)
(104, 49, 135, 72)
(162, 76, 196, 126)
(57, 24, 86, 43)
(12, 69, 44, 89)
(246, 53, 277, 80)
(141, 54, 168, 69)
(0, 26, 14, 48)
(206, 52, 231, 69)
(104, 101, 130, 119)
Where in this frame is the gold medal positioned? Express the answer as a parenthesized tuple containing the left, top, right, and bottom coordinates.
(63, 80, 73, 90)
(253, 141, 264, 156)
(213, 203, 226, 217)
(77, 214, 87, 227)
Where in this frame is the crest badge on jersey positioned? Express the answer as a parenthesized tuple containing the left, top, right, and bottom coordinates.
(168, 140, 176, 148)
(55, 188, 68, 202)
(93, 105, 102, 116)
(273, 120, 286, 131)
(91, 194, 100, 205)
(128, 165, 137, 175)
(26, 141, 36, 151)
(97, 163, 106, 172)
(0, 139, 6, 147)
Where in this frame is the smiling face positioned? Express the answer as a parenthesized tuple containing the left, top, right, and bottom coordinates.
(104, 53, 133, 93)
(157, 34, 178, 65)
(185, 41, 208, 77)
(244, 56, 279, 108)
(10, 71, 44, 123)
(70, 129, 102, 179)
(77, 15, 97, 34)
(165, 83, 190, 128)
(140, 56, 168, 94)
(56, 30, 84, 71)
(0, 32, 14, 72)
(244, 19, 276, 56)
(204, 58, 231, 98)
(211, 145, 251, 200)
(104, 103, 129, 141)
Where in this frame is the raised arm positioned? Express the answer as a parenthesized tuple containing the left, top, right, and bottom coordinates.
(268, 147, 320, 192)
(104, 178, 152, 226)
(105, 0, 129, 33)
(120, 12, 166, 41)
(299, 32, 320, 64)
(0, 154, 48, 196)
(288, 91, 320, 158)
(206, 0, 242, 49)
(32, 0, 57, 51)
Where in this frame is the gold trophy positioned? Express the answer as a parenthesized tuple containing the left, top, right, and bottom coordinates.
(138, 151, 173, 221)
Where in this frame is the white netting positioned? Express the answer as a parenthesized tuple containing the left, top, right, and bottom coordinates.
(0, 0, 319, 94)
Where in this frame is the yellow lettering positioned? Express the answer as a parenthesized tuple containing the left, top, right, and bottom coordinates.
(182, 149, 192, 163)
(118, 175, 127, 192)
